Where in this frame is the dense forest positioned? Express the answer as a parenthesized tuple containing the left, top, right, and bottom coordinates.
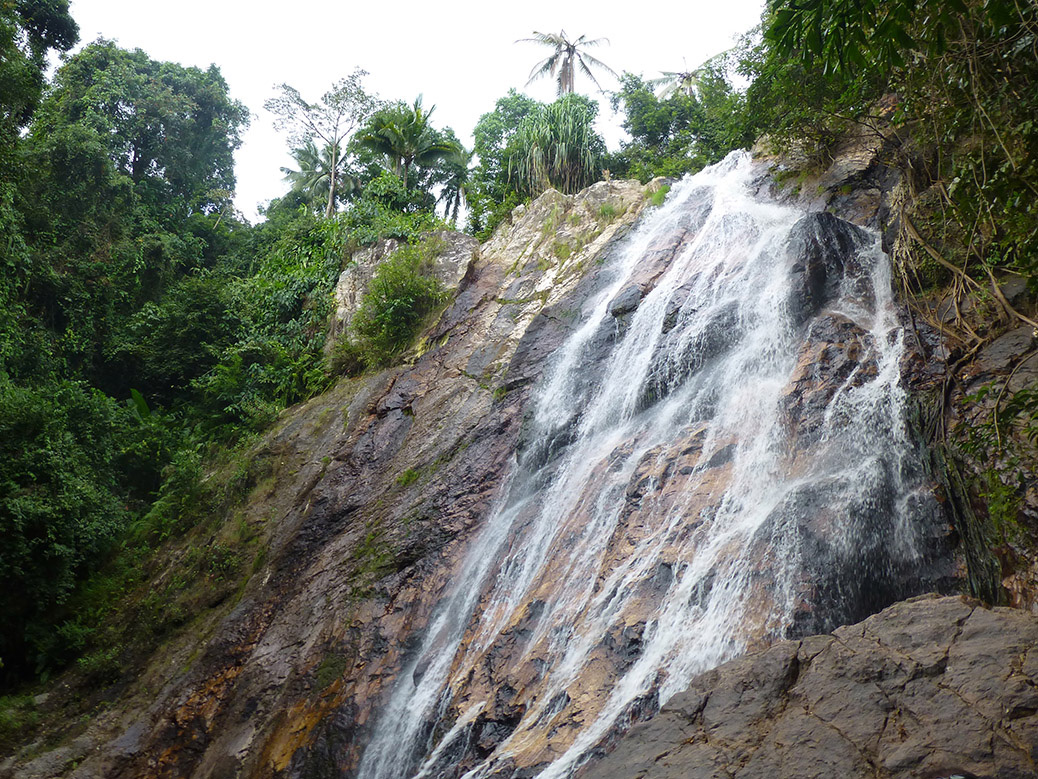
(1, 0, 1035, 748)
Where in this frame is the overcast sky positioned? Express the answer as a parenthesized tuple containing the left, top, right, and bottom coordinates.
(67, 0, 764, 221)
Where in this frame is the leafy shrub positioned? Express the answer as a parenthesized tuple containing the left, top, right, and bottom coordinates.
(648, 185, 670, 207)
(349, 242, 447, 369)
(0, 696, 39, 753)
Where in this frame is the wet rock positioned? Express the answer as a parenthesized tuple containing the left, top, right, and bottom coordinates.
(609, 284, 643, 318)
(785, 212, 870, 325)
(579, 596, 1038, 779)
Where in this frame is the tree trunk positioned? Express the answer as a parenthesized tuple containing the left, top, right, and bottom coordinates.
(325, 141, 339, 219)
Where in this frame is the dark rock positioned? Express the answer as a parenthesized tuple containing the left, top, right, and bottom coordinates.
(609, 284, 643, 318)
(974, 326, 1036, 375)
(785, 212, 870, 325)
(579, 596, 1038, 779)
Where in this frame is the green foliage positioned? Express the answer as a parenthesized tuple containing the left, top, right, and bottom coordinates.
(265, 69, 379, 218)
(738, 23, 883, 160)
(509, 93, 606, 197)
(0, 378, 170, 681)
(396, 468, 419, 487)
(608, 66, 753, 183)
(765, 0, 968, 75)
(111, 274, 238, 407)
(333, 171, 447, 247)
(0, 0, 78, 132)
(0, 695, 40, 753)
(647, 185, 670, 207)
(957, 380, 1037, 545)
(11, 41, 249, 384)
(752, 0, 1038, 285)
(356, 97, 462, 191)
(193, 212, 346, 436)
(281, 140, 361, 214)
(30, 40, 247, 212)
(348, 240, 447, 369)
(467, 90, 540, 239)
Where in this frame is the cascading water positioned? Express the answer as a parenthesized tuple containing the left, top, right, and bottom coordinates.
(356, 152, 947, 779)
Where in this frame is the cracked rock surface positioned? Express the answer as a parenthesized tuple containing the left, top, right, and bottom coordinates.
(578, 595, 1038, 779)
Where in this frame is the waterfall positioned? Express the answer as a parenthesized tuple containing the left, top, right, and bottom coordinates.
(356, 151, 942, 779)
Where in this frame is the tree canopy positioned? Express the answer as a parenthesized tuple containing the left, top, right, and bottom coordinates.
(265, 70, 379, 216)
(355, 97, 462, 190)
(0, 0, 78, 132)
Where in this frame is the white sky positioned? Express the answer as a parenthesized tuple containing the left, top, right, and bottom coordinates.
(67, 0, 764, 222)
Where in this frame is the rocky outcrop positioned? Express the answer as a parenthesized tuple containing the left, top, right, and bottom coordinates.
(325, 231, 480, 353)
(579, 595, 1038, 779)
(762, 112, 1038, 615)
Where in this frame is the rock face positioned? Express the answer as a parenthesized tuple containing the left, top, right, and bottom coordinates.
(579, 595, 1038, 779)
(761, 110, 1038, 615)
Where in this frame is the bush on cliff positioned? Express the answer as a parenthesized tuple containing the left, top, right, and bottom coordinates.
(345, 239, 447, 370)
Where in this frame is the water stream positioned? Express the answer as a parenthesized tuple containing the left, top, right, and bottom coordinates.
(356, 152, 940, 779)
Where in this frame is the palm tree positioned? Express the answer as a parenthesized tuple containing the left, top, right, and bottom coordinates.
(280, 141, 358, 215)
(518, 30, 618, 95)
(355, 97, 461, 189)
(647, 68, 704, 100)
(650, 52, 732, 100)
(436, 146, 473, 225)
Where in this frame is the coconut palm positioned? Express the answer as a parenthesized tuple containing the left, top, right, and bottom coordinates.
(280, 141, 358, 214)
(647, 67, 705, 100)
(436, 146, 473, 225)
(650, 51, 733, 100)
(518, 30, 618, 95)
(355, 97, 461, 189)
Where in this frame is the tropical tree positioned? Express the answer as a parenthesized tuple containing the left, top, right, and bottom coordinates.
(518, 30, 618, 95)
(509, 93, 605, 196)
(466, 90, 541, 238)
(355, 97, 462, 189)
(280, 141, 359, 212)
(17, 41, 250, 377)
(436, 145, 473, 225)
(0, 0, 78, 133)
(609, 71, 751, 182)
(30, 41, 248, 215)
(265, 70, 379, 217)
(648, 67, 704, 100)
